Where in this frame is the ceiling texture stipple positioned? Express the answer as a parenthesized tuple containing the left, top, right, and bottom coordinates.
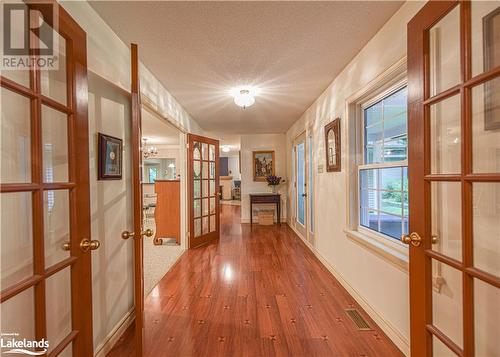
(90, 1, 403, 134)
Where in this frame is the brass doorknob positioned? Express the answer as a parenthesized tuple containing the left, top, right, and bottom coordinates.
(121, 229, 153, 240)
(80, 239, 100, 252)
(62, 242, 70, 251)
(401, 232, 422, 247)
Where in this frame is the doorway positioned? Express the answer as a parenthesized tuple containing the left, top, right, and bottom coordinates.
(1, 3, 94, 355)
(406, 2, 500, 356)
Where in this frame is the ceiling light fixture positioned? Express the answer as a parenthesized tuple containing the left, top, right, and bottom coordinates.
(222, 145, 231, 153)
(230, 86, 258, 109)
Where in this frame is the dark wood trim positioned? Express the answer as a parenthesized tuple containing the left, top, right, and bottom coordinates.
(426, 324, 463, 357)
(47, 330, 79, 357)
(0, 275, 43, 303)
(130, 43, 145, 356)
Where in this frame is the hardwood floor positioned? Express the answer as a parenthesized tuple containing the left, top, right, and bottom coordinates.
(108, 205, 403, 356)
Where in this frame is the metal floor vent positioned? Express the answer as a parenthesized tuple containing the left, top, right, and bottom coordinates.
(345, 309, 372, 331)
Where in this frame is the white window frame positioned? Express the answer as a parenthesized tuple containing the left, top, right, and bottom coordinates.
(344, 58, 409, 270)
(357, 82, 408, 242)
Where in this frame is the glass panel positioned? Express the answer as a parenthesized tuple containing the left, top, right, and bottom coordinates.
(59, 343, 73, 357)
(193, 142, 201, 160)
(471, 2, 500, 77)
(432, 335, 456, 357)
(193, 199, 201, 218)
(209, 144, 216, 161)
(472, 78, 500, 173)
(193, 179, 201, 199)
(360, 190, 378, 210)
(1, 192, 33, 289)
(46, 269, 72, 353)
(42, 105, 68, 182)
(365, 102, 382, 126)
(360, 208, 379, 231)
(194, 218, 201, 237)
(432, 261, 463, 348)
(210, 215, 216, 232)
(210, 162, 215, 179)
(365, 122, 383, 164)
(41, 31, 67, 105)
(430, 94, 461, 174)
(0, 287, 35, 343)
(474, 278, 500, 357)
(44, 190, 70, 267)
(210, 180, 215, 196)
(473, 183, 500, 277)
(202, 180, 208, 198)
(202, 216, 209, 234)
(202, 198, 209, 216)
(379, 212, 403, 239)
(1, 87, 31, 183)
(210, 197, 215, 214)
(360, 169, 376, 189)
(429, 5, 461, 96)
(431, 182, 462, 261)
(309, 137, 314, 233)
(297, 142, 305, 225)
(202, 161, 209, 179)
(202, 143, 208, 160)
(193, 161, 201, 180)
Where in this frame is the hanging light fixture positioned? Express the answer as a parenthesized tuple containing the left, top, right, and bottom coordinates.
(230, 86, 258, 109)
(142, 138, 158, 159)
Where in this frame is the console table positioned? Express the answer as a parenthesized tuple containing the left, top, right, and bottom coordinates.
(249, 193, 281, 225)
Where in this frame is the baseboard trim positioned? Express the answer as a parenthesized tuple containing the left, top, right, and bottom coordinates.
(287, 223, 409, 356)
(94, 307, 135, 357)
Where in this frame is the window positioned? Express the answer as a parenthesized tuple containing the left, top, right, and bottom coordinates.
(359, 86, 408, 240)
(148, 167, 158, 183)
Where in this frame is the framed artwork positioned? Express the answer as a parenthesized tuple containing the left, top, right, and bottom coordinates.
(98, 133, 122, 180)
(483, 7, 500, 130)
(253, 150, 275, 181)
(324, 118, 341, 172)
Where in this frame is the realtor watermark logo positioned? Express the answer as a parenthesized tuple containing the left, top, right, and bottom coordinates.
(1, 332, 49, 355)
(1, 1, 59, 70)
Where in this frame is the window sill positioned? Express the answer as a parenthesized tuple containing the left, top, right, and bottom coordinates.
(344, 229, 409, 272)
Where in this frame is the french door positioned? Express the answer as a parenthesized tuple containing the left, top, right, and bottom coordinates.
(1, 3, 94, 356)
(188, 134, 220, 249)
(407, 1, 500, 356)
(294, 133, 307, 237)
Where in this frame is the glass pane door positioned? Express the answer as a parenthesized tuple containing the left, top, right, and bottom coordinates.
(295, 134, 306, 236)
(1, 3, 93, 355)
(188, 134, 219, 248)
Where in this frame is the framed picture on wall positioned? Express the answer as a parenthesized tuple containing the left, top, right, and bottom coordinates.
(253, 150, 275, 181)
(324, 118, 341, 172)
(483, 7, 500, 130)
(98, 133, 122, 180)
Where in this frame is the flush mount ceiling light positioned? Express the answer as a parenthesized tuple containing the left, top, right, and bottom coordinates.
(221, 145, 231, 153)
(230, 86, 258, 109)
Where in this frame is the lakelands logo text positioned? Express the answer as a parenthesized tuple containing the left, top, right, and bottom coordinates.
(1, 1, 59, 70)
(1, 333, 49, 355)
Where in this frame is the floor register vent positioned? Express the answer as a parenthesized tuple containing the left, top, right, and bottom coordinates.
(345, 309, 372, 331)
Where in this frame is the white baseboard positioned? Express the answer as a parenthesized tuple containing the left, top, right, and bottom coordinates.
(287, 223, 409, 356)
(94, 307, 135, 357)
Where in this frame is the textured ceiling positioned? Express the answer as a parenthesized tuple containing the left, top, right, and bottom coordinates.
(90, 1, 403, 134)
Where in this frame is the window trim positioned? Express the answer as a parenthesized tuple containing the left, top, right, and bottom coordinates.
(344, 57, 409, 268)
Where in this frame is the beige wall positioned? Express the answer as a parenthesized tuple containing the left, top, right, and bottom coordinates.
(240, 134, 287, 222)
(285, 2, 426, 354)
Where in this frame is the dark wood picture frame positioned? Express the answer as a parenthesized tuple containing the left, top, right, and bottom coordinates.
(98, 133, 123, 180)
(253, 150, 275, 181)
(324, 118, 341, 172)
(483, 7, 500, 130)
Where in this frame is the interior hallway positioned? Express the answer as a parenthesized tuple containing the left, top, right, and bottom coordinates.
(108, 205, 402, 356)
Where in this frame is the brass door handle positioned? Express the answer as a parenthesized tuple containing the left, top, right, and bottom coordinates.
(401, 232, 422, 247)
(80, 239, 100, 252)
(121, 229, 153, 240)
(62, 242, 70, 251)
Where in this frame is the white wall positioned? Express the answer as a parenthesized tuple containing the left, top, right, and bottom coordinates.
(285, 2, 426, 354)
(240, 134, 287, 223)
(226, 156, 241, 181)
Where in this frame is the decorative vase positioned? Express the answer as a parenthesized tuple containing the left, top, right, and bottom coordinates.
(271, 185, 277, 193)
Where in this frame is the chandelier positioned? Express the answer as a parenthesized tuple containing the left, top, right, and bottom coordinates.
(142, 138, 158, 159)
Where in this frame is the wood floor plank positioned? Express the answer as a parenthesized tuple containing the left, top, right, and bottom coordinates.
(107, 205, 403, 357)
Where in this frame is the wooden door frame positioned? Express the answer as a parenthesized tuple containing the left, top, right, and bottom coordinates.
(130, 43, 145, 356)
(187, 133, 220, 249)
(408, 1, 500, 356)
(0, 2, 93, 355)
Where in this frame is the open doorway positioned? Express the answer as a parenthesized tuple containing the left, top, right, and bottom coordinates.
(140, 106, 186, 295)
(219, 137, 241, 206)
